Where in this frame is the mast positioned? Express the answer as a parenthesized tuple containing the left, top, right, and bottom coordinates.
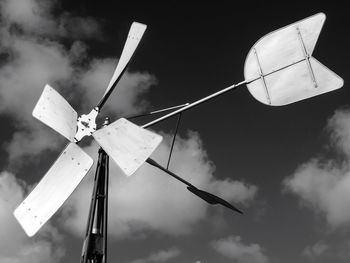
(81, 118, 110, 263)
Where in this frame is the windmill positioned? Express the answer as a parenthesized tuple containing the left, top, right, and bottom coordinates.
(13, 12, 343, 263)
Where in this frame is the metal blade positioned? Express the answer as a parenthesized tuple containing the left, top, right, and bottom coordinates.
(244, 13, 342, 105)
(97, 22, 147, 109)
(32, 84, 78, 142)
(14, 143, 93, 237)
(93, 118, 162, 176)
(187, 186, 243, 214)
(146, 158, 243, 214)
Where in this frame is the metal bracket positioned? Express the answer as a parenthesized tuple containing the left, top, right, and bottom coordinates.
(296, 26, 318, 88)
(74, 108, 99, 142)
(253, 48, 271, 104)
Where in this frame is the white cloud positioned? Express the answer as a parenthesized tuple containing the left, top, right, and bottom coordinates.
(0, 171, 64, 263)
(284, 108, 350, 228)
(0, 0, 156, 161)
(303, 240, 329, 259)
(211, 235, 269, 263)
(61, 131, 257, 238)
(0, 0, 101, 39)
(129, 247, 180, 263)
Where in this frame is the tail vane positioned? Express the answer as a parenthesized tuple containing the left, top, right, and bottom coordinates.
(244, 13, 343, 106)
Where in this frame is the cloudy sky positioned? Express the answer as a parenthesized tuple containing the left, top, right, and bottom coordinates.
(0, 1, 349, 263)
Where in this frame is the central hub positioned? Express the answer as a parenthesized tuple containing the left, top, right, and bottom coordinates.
(74, 108, 99, 142)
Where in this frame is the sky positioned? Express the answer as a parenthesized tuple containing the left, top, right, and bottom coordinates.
(0, 0, 349, 263)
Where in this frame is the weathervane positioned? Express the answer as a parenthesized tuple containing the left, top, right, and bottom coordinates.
(13, 13, 343, 263)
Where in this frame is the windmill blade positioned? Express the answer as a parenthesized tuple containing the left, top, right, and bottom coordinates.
(146, 158, 243, 214)
(93, 118, 162, 176)
(32, 84, 78, 142)
(14, 143, 93, 237)
(244, 13, 343, 106)
(97, 22, 147, 109)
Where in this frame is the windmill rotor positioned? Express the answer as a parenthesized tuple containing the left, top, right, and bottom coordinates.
(14, 21, 162, 237)
(13, 12, 344, 238)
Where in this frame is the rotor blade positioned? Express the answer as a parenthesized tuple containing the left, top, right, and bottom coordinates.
(146, 158, 243, 214)
(14, 143, 93, 237)
(32, 84, 78, 142)
(244, 13, 343, 105)
(93, 118, 162, 176)
(97, 22, 147, 109)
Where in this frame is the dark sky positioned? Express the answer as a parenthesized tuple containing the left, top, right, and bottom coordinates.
(0, 1, 349, 263)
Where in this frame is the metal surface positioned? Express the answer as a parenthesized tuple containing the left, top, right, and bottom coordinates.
(14, 143, 93, 237)
(126, 103, 189, 120)
(142, 80, 248, 129)
(93, 118, 162, 176)
(146, 158, 243, 214)
(166, 113, 182, 169)
(244, 13, 343, 105)
(75, 108, 99, 142)
(97, 22, 147, 109)
(81, 147, 109, 263)
(32, 84, 78, 142)
(261, 57, 343, 105)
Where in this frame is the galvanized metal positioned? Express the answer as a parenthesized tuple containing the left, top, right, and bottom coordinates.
(32, 84, 77, 142)
(244, 12, 343, 105)
(97, 22, 147, 109)
(93, 118, 162, 176)
(74, 108, 99, 142)
(81, 147, 109, 263)
(14, 143, 93, 236)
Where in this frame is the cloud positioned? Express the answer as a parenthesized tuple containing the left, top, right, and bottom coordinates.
(61, 131, 257, 238)
(0, 171, 64, 263)
(79, 58, 157, 115)
(0, 0, 156, 161)
(211, 235, 269, 263)
(284, 108, 350, 228)
(0, 0, 101, 39)
(303, 240, 329, 259)
(129, 247, 180, 263)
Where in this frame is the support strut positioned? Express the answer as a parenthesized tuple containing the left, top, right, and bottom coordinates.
(81, 119, 110, 263)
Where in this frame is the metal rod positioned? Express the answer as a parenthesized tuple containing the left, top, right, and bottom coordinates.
(126, 103, 189, 120)
(103, 153, 109, 263)
(138, 57, 308, 129)
(253, 48, 271, 104)
(81, 149, 105, 263)
(81, 117, 110, 263)
(146, 158, 194, 188)
(166, 113, 182, 169)
(296, 26, 318, 88)
(142, 80, 248, 129)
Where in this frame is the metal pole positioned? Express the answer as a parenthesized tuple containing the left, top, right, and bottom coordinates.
(81, 118, 110, 263)
(142, 80, 248, 129)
